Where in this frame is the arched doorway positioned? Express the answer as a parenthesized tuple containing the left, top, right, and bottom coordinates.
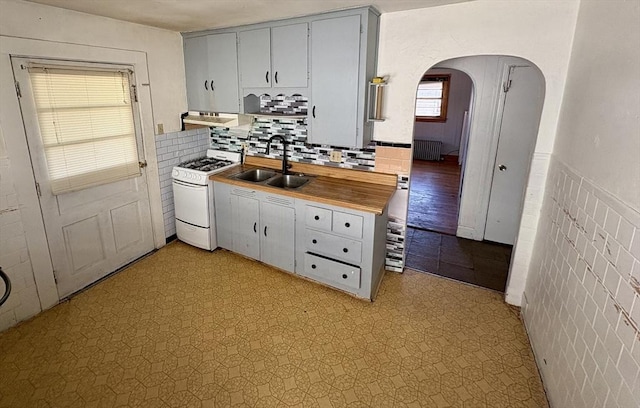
(405, 55, 546, 292)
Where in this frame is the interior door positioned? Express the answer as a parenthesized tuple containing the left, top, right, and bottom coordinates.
(260, 202, 295, 272)
(12, 58, 155, 298)
(484, 65, 544, 244)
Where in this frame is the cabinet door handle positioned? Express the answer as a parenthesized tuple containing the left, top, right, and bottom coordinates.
(345, 222, 350, 228)
(312, 239, 317, 244)
(210, 80, 215, 91)
(312, 106, 316, 118)
(264, 226, 267, 236)
(265, 71, 269, 84)
(311, 264, 317, 269)
(342, 274, 348, 279)
(275, 71, 278, 84)
(314, 215, 319, 220)
(343, 248, 348, 253)
(204, 80, 209, 90)
(253, 222, 257, 233)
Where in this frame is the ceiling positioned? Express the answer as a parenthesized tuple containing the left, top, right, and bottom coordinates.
(23, 0, 472, 32)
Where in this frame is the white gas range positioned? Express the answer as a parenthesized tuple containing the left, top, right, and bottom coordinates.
(172, 149, 241, 250)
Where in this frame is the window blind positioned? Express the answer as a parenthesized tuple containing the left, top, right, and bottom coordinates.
(415, 82, 443, 117)
(28, 65, 141, 195)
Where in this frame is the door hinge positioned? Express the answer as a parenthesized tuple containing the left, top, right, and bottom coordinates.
(360, 24, 364, 33)
(35, 182, 42, 197)
(131, 84, 138, 102)
(15, 81, 22, 98)
(52, 270, 58, 284)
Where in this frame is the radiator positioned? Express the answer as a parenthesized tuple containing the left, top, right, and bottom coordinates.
(413, 140, 442, 161)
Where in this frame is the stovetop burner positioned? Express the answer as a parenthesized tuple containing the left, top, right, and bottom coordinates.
(178, 157, 233, 172)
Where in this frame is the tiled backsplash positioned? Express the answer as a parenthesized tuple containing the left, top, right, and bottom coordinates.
(156, 128, 210, 239)
(523, 157, 640, 408)
(259, 94, 308, 115)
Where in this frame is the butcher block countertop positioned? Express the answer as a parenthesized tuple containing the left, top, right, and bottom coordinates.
(210, 156, 397, 215)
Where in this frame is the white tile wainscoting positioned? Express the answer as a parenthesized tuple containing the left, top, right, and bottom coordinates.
(0, 157, 41, 331)
(523, 156, 640, 408)
(155, 128, 210, 239)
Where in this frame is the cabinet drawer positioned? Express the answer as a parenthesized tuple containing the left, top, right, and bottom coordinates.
(304, 253, 361, 290)
(332, 211, 363, 239)
(305, 206, 332, 231)
(305, 229, 362, 264)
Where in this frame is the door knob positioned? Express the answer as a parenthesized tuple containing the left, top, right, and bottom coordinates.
(138, 160, 147, 168)
(498, 164, 507, 171)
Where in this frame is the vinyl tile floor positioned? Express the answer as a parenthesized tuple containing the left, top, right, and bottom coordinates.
(405, 228, 512, 292)
(0, 241, 546, 407)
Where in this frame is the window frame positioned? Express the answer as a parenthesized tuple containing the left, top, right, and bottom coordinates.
(415, 74, 451, 123)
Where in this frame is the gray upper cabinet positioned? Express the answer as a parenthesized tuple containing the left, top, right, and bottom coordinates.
(271, 23, 308, 88)
(238, 23, 308, 89)
(309, 9, 379, 148)
(310, 15, 361, 147)
(183, 32, 240, 113)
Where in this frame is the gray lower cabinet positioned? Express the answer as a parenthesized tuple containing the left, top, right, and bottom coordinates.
(183, 32, 240, 113)
(309, 9, 379, 148)
(213, 182, 295, 273)
(295, 200, 388, 300)
(238, 23, 308, 89)
(214, 181, 387, 299)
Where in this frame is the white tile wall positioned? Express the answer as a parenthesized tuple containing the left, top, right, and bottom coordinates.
(155, 128, 210, 239)
(0, 157, 41, 332)
(523, 156, 640, 408)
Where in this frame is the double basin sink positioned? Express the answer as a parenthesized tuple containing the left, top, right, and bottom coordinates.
(233, 168, 310, 189)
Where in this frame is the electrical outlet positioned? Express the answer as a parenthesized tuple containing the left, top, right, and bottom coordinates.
(330, 151, 342, 163)
(157, 123, 164, 134)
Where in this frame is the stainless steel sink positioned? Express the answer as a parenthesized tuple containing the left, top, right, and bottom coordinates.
(266, 174, 310, 189)
(234, 168, 277, 183)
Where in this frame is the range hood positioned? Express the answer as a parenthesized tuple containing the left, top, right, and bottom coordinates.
(182, 112, 253, 128)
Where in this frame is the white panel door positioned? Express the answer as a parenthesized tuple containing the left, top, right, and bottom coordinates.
(484, 66, 544, 244)
(12, 59, 155, 298)
(231, 195, 260, 260)
(260, 202, 295, 272)
(310, 15, 361, 147)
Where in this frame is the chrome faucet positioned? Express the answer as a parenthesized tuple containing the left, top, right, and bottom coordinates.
(266, 135, 291, 175)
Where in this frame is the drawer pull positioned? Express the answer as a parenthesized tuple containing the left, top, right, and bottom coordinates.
(343, 248, 348, 253)
(314, 215, 320, 220)
(345, 222, 350, 228)
(342, 274, 348, 279)
(253, 222, 257, 233)
(312, 239, 317, 244)
(311, 264, 317, 269)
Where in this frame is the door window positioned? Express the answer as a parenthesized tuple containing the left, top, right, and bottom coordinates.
(28, 64, 141, 194)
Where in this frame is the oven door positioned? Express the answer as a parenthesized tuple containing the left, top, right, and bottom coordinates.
(173, 179, 209, 228)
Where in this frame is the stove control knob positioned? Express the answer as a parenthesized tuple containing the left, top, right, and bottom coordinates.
(172, 169, 179, 178)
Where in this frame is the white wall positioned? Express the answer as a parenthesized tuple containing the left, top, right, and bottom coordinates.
(0, 0, 188, 330)
(413, 68, 472, 156)
(375, 0, 580, 305)
(0, 0, 187, 134)
(524, 1, 640, 407)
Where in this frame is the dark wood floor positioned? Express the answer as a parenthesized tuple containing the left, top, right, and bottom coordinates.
(405, 228, 512, 292)
(408, 158, 461, 235)
(406, 157, 512, 292)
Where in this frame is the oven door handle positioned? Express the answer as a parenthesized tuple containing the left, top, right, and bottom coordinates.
(172, 179, 205, 188)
